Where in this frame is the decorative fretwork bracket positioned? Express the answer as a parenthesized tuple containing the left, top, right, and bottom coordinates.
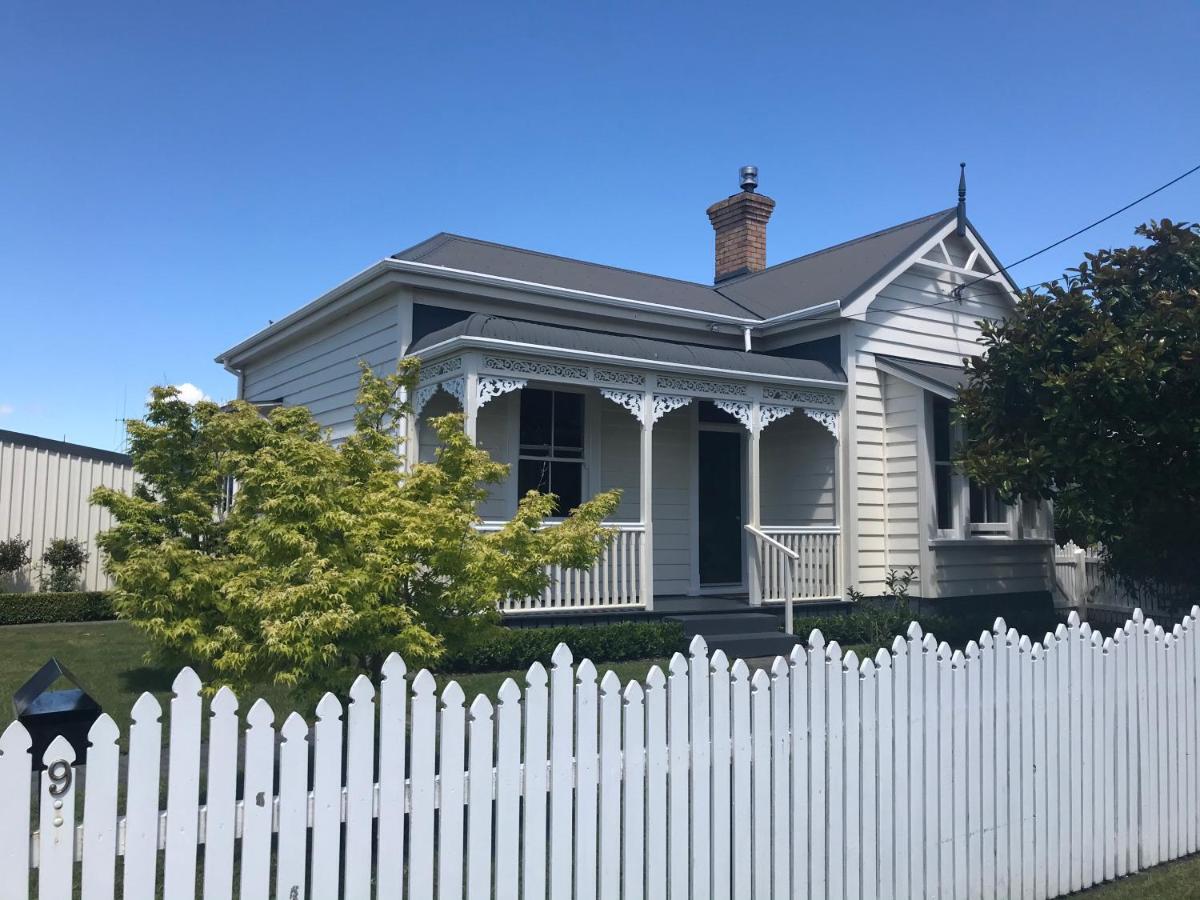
(600, 389, 643, 420)
(652, 394, 692, 424)
(477, 376, 526, 408)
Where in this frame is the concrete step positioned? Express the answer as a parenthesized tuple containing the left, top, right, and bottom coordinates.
(665, 612, 781, 637)
(697, 631, 802, 661)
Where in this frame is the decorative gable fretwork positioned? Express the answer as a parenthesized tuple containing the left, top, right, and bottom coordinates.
(482, 356, 589, 382)
(657, 374, 747, 398)
(762, 386, 839, 408)
(417, 356, 463, 384)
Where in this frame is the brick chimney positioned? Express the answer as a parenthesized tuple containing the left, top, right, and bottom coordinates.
(706, 165, 776, 283)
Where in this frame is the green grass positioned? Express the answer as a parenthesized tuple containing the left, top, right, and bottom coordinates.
(1078, 853, 1200, 897)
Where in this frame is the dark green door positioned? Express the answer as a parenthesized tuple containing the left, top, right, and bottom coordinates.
(698, 430, 743, 585)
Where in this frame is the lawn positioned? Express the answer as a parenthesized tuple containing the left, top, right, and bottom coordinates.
(0, 620, 690, 734)
(1077, 853, 1200, 897)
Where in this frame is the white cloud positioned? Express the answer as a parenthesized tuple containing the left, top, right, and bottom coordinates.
(0, 404, 13, 416)
(151, 383, 211, 405)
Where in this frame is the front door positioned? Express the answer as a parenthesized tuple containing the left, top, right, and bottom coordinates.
(698, 430, 743, 585)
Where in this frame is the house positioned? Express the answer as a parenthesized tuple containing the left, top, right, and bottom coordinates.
(0, 429, 134, 592)
(215, 166, 1054, 622)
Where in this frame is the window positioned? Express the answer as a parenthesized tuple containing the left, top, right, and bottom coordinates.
(517, 389, 584, 516)
(931, 397, 954, 531)
(969, 481, 1008, 528)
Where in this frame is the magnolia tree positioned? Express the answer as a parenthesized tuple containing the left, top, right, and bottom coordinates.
(957, 220, 1200, 604)
(92, 360, 619, 697)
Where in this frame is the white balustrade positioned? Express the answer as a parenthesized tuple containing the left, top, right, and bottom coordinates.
(753, 526, 841, 603)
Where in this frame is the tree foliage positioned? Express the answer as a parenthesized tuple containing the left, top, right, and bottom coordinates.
(92, 360, 620, 698)
(957, 220, 1200, 600)
(40, 538, 89, 592)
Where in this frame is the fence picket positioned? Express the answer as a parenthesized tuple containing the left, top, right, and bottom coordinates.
(549, 644, 575, 900)
(438, 682, 467, 900)
(276, 712, 309, 900)
(711, 650, 733, 900)
(0, 722, 31, 900)
(808, 630, 828, 900)
(312, 692, 345, 900)
(467, 695, 495, 900)
(622, 681, 646, 900)
(876, 647, 895, 900)
(202, 688, 239, 900)
(495, 679, 523, 900)
(378, 653, 408, 900)
(668, 654, 691, 899)
(1044, 632, 1061, 900)
(921, 633, 938, 899)
(81, 715, 119, 900)
(965, 641, 982, 900)
(38, 735, 76, 900)
(938, 641, 953, 894)
(575, 660, 599, 900)
(891, 635, 911, 900)
(124, 692, 162, 900)
(827, 640, 846, 900)
(408, 674, 436, 900)
(730, 660, 752, 900)
(843, 650, 861, 900)
(522, 663, 549, 900)
(980, 630, 996, 900)
(689, 637, 712, 900)
(1032, 642, 1048, 900)
(749, 667, 771, 900)
(1019, 636, 1035, 899)
(769, 657, 791, 900)
(346, 675, 377, 900)
(239, 699, 275, 900)
(163, 668, 202, 900)
(645, 665, 668, 900)
(907, 624, 926, 900)
(598, 671, 622, 900)
(860, 655, 878, 900)
(951, 648, 968, 900)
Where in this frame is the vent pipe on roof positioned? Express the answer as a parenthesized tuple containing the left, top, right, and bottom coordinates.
(956, 162, 967, 237)
(706, 166, 776, 283)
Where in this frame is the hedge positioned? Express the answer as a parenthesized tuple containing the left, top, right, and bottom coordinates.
(440, 620, 686, 673)
(0, 592, 115, 626)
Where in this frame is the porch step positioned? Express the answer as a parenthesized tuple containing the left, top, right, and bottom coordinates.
(697, 631, 802, 661)
(665, 612, 781, 637)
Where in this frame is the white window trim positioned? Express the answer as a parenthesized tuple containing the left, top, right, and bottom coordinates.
(514, 384, 590, 522)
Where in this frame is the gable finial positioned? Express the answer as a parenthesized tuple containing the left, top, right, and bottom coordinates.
(956, 162, 967, 236)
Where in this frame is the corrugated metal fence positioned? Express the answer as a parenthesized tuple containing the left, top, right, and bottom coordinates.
(0, 430, 132, 591)
(4, 607, 1200, 899)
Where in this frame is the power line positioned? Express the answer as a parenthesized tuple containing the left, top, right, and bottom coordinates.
(952, 160, 1200, 300)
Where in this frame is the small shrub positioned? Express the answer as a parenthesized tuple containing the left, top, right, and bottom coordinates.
(439, 620, 686, 673)
(0, 592, 115, 625)
(40, 538, 89, 592)
(0, 537, 31, 580)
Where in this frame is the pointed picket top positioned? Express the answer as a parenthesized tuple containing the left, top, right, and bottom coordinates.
(577, 658, 598, 687)
(1080, 622, 1093, 640)
(281, 711, 308, 743)
(668, 652, 689, 678)
(711, 648, 730, 674)
(1173, 623, 1184, 640)
(1055, 623, 1069, 640)
(42, 733, 76, 768)
(751, 668, 771, 692)
(88, 712, 120, 746)
(771, 656, 789, 679)
(859, 655, 875, 677)
(1093, 629, 1106, 649)
(952, 649, 966, 668)
(246, 697, 274, 729)
(469, 694, 493, 721)
(131, 691, 162, 725)
(1067, 611, 1081, 628)
(809, 628, 826, 650)
(844, 649, 859, 671)
(381, 652, 407, 682)
(980, 630, 994, 649)
(550, 642, 574, 670)
(1044, 632, 1056, 650)
(497, 677, 521, 706)
(600, 669, 621, 697)
(349, 674, 375, 705)
(1004, 627, 1018, 647)
(1154, 624, 1166, 641)
(1018, 635, 1032, 654)
(1182, 615, 1192, 633)
(1102, 637, 1114, 654)
(875, 647, 892, 669)
(1191, 605, 1200, 620)
(689, 634, 709, 659)
(921, 633, 937, 654)
(623, 679, 644, 705)
(907, 621, 924, 640)
(211, 685, 239, 716)
(526, 661, 548, 690)
(993, 616, 1008, 635)
(172, 666, 202, 697)
(730, 659, 749, 683)
(441, 680, 465, 709)
(788, 643, 807, 669)
(316, 691, 344, 722)
(1132, 608, 1145, 624)
(1032, 643, 1043, 660)
(891, 635, 907, 657)
(1144, 618, 1156, 636)
(935, 641, 950, 660)
(646, 665, 667, 690)
(0, 719, 30, 755)
(966, 640, 980, 661)
(1113, 628, 1125, 646)
(827, 640, 843, 662)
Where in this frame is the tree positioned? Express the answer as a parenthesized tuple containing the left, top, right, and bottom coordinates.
(0, 537, 31, 584)
(40, 538, 89, 592)
(957, 219, 1200, 603)
(92, 360, 620, 698)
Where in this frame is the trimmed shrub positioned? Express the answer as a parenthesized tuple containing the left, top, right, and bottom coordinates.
(40, 538, 89, 592)
(440, 620, 686, 673)
(0, 592, 115, 626)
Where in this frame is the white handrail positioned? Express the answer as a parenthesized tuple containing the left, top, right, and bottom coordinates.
(745, 524, 796, 635)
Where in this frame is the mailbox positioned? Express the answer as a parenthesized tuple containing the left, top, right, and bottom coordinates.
(12, 658, 101, 768)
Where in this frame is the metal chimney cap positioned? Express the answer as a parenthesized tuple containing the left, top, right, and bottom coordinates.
(739, 165, 758, 192)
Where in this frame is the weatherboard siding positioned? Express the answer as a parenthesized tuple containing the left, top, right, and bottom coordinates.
(241, 294, 401, 442)
(849, 265, 1050, 597)
(760, 410, 837, 526)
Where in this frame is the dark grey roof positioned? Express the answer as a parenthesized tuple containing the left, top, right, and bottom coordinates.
(0, 429, 132, 467)
(715, 209, 957, 317)
(876, 355, 970, 395)
(409, 313, 846, 383)
(394, 208, 956, 321)
(395, 233, 756, 319)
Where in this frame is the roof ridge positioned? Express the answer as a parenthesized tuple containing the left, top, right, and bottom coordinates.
(395, 231, 718, 292)
(719, 208, 956, 286)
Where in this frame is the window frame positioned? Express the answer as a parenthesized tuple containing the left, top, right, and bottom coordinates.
(516, 387, 587, 519)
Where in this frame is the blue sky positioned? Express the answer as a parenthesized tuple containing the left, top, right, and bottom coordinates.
(2, 2, 1197, 450)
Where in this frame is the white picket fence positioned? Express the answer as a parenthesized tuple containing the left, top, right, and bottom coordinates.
(1054, 542, 1178, 618)
(4, 606, 1200, 900)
